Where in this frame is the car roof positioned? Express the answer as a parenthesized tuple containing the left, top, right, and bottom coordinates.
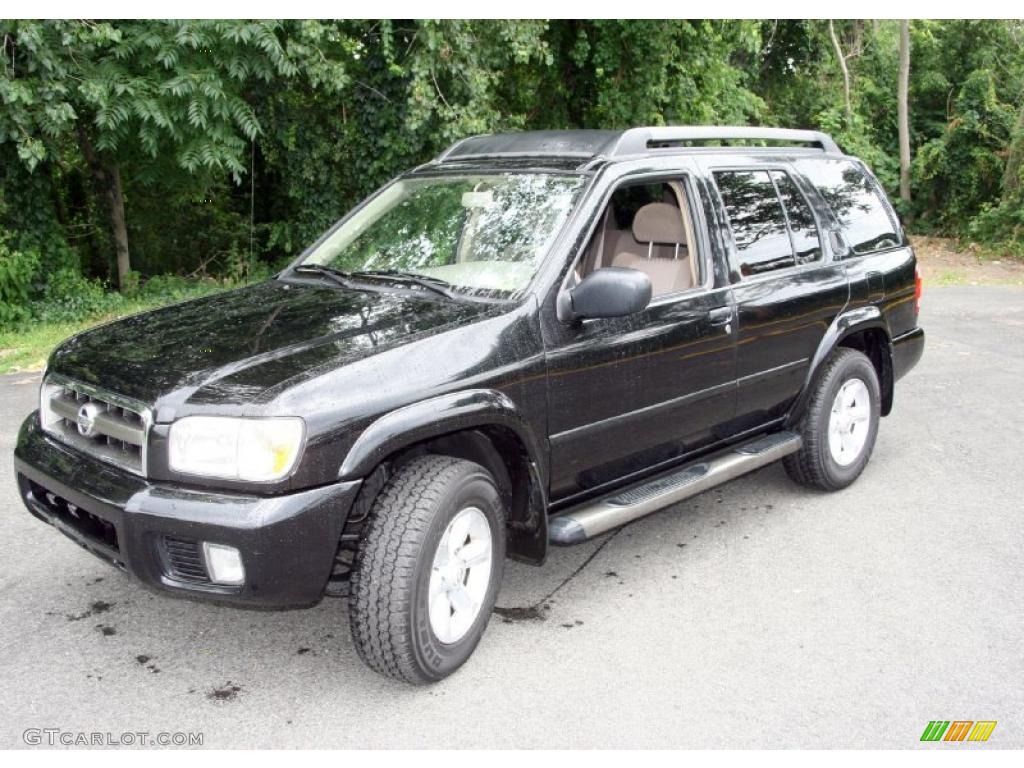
(428, 126, 844, 170)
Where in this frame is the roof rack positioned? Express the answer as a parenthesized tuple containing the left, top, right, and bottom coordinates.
(435, 130, 622, 163)
(610, 126, 842, 156)
(432, 126, 842, 164)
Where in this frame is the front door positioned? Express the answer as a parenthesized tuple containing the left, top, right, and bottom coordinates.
(542, 172, 737, 501)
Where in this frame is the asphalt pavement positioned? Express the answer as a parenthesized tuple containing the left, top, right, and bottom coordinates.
(1, 285, 1021, 748)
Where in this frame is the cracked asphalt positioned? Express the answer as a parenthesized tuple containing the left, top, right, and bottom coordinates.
(1, 286, 1021, 748)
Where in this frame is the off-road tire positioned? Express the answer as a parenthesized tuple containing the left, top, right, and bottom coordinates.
(348, 454, 506, 684)
(784, 348, 881, 491)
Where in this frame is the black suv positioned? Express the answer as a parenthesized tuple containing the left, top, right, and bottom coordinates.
(14, 127, 924, 683)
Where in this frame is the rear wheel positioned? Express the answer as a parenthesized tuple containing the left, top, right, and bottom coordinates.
(784, 348, 880, 491)
(348, 454, 506, 684)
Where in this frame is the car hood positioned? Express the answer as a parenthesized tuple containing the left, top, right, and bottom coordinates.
(48, 279, 499, 413)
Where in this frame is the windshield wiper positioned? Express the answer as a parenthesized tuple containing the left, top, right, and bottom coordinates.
(348, 270, 461, 301)
(291, 264, 367, 291)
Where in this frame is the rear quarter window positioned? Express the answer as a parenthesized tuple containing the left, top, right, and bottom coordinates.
(793, 158, 901, 255)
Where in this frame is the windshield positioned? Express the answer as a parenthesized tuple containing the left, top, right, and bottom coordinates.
(295, 173, 586, 299)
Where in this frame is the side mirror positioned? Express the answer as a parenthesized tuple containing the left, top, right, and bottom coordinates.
(828, 229, 851, 259)
(559, 267, 652, 323)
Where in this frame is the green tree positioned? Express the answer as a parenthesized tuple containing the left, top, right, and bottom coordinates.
(0, 20, 351, 288)
(546, 20, 764, 128)
(3, 18, 1024, 331)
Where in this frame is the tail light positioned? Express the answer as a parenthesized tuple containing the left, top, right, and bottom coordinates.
(914, 267, 922, 318)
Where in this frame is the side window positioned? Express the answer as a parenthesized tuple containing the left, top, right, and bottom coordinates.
(770, 171, 822, 264)
(575, 179, 701, 297)
(793, 158, 900, 255)
(713, 170, 794, 276)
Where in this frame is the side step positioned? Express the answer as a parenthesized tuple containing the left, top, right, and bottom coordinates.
(548, 431, 802, 545)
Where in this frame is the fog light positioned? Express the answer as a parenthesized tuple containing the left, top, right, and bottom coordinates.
(202, 542, 245, 586)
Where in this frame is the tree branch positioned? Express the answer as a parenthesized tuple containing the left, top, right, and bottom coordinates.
(828, 20, 853, 125)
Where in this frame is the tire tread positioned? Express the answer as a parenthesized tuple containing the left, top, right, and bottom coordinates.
(348, 454, 489, 683)
(784, 348, 876, 491)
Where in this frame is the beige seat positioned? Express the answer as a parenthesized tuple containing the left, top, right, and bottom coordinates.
(611, 202, 693, 295)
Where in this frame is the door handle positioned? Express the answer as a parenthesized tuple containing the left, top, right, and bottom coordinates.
(708, 307, 732, 325)
(708, 307, 733, 335)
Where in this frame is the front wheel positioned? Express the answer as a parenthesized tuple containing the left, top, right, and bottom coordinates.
(348, 454, 506, 684)
(784, 348, 881, 491)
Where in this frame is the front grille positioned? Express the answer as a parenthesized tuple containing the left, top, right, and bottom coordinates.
(162, 537, 212, 584)
(25, 478, 119, 552)
(40, 376, 150, 475)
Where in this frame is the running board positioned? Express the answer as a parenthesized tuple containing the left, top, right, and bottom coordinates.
(548, 431, 802, 545)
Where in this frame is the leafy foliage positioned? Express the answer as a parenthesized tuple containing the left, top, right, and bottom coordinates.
(0, 232, 39, 325)
(1, 19, 1023, 331)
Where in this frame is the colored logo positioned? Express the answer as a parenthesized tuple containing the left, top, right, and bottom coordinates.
(920, 721, 997, 742)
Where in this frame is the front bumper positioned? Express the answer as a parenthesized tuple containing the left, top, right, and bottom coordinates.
(14, 414, 361, 609)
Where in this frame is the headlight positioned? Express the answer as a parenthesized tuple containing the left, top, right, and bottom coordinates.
(39, 378, 63, 432)
(168, 416, 305, 482)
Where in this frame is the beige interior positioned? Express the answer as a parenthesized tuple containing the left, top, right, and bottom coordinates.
(577, 182, 698, 297)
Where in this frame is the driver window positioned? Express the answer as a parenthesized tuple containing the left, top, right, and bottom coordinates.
(575, 179, 699, 297)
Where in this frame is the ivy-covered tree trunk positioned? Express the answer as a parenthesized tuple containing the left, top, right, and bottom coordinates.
(78, 127, 131, 290)
(106, 166, 131, 290)
(1002, 102, 1024, 199)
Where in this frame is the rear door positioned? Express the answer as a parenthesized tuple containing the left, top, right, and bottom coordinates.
(701, 158, 849, 430)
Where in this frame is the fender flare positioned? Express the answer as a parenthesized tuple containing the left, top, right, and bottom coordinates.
(337, 389, 550, 563)
(786, 306, 893, 426)
(338, 388, 547, 487)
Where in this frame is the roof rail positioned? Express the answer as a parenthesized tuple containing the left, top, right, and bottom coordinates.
(431, 127, 843, 166)
(434, 135, 481, 163)
(610, 126, 842, 156)
(434, 130, 623, 164)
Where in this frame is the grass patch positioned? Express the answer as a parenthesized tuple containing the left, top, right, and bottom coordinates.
(0, 292, 228, 376)
(925, 267, 1024, 287)
(1, 272, 257, 376)
(930, 269, 971, 286)
(0, 321, 85, 374)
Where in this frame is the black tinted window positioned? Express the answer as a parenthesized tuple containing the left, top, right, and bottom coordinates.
(793, 158, 900, 255)
(714, 170, 793, 276)
(771, 171, 822, 264)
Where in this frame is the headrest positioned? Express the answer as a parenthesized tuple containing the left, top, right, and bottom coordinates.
(632, 202, 687, 245)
